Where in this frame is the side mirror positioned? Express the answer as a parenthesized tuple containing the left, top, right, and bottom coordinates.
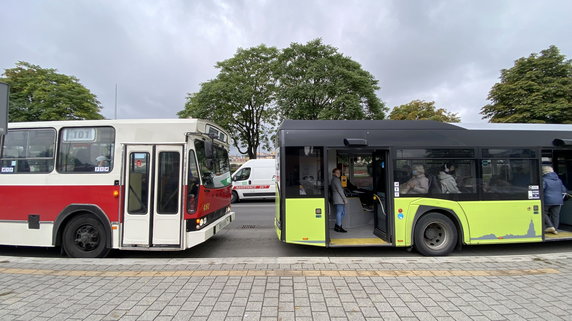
(204, 140, 213, 159)
(205, 158, 214, 170)
(232, 176, 238, 182)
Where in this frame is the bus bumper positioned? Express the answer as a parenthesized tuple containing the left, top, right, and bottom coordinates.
(185, 211, 235, 249)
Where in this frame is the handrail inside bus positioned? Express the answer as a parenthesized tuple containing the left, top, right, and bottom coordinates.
(373, 194, 386, 217)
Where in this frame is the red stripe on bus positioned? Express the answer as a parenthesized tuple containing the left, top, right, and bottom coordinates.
(0, 185, 120, 221)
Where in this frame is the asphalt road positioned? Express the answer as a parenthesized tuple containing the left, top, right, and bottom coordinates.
(1, 200, 572, 258)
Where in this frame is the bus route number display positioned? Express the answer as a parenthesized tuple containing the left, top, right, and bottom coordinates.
(63, 128, 96, 142)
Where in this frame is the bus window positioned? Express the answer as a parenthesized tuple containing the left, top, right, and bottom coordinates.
(481, 158, 539, 199)
(395, 159, 477, 197)
(285, 147, 324, 197)
(481, 148, 539, 200)
(157, 152, 180, 214)
(194, 139, 231, 189)
(57, 127, 115, 173)
(1, 129, 55, 174)
(128, 153, 150, 214)
(187, 150, 200, 214)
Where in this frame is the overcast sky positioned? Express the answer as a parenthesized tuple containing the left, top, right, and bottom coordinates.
(1, 0, 571, 123)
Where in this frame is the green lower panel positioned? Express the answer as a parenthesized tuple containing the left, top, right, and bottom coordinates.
(461, 201, 542, 244)
(284, 198, 326, 247)
(393, 198, 543, 247)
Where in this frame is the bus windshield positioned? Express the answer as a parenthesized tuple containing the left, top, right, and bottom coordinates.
(194, 139, 231, 188)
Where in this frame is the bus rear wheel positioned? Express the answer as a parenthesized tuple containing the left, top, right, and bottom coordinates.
(62, 214, 110, 258)
(231, 191, 239, 203)
(414, 213, 457, 256)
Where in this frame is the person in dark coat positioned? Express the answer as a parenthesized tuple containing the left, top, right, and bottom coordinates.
(330, 168, 348, 233)
(542, 166, 567, 234)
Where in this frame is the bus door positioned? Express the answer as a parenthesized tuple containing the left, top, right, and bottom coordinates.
(373, 150, 390, 242)
(552, 150, 572, 227)
(122, 145, 183, 247)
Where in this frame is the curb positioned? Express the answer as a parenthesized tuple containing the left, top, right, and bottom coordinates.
(1, 252, 571, 266)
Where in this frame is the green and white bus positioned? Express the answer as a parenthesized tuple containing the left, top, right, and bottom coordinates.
(274, 120, 572, 255)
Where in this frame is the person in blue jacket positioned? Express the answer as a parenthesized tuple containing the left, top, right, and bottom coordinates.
(542, 166, 567, 234)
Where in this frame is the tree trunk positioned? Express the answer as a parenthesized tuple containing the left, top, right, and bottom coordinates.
(248, 144, 257, 159)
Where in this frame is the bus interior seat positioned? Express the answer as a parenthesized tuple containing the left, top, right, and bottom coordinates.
(427, 168, 442, 194)
(427, 175, 441, 194)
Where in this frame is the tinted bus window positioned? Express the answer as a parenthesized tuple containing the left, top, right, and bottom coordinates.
(285, 147, 324, 198)
(128, 152, 150, 214)
(1, 129, 56, 174)
(396, 159, 477, 197)
(57, 127, 115, 173)
(396, 149, 475, 159)
(194, 139, 231, 189)
(481, 159, 539, 200)
(482, 149, 537, 159)
(157, 152, 180, 214)
(187, 150, 200, 214)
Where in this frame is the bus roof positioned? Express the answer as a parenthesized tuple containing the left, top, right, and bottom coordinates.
(9, 118, 203, 128)
(279, 120, 463, 131)
(279, 120, 572, 132)
(7, 118, 231, 144)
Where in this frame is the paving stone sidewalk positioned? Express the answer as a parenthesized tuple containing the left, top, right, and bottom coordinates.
(0, 253, 571, 321)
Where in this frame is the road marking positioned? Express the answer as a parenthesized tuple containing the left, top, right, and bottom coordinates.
(0, 267, 559, 278)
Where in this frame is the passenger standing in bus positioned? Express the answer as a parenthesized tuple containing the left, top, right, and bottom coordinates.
(438, 163, 461, 194)
(542, 166, 567, 234)
(400, 164, 429, 194)
(331, 168, 348, 233)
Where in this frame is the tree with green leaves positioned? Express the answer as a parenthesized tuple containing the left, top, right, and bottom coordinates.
(276, 39, 386, 120)
(481, 45, 572, 123)
(1, 61, 104, 122)
(389, 100, 460, 122)
(178, 45, 279, 159)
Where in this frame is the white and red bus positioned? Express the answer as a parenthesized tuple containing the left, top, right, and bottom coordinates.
(0, 119, 235, 257)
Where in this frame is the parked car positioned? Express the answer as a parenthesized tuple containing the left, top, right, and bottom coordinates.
(231, 159, 276, 203)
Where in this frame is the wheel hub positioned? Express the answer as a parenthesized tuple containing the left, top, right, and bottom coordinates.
(74, 225, 99, 251)
(424, 223, 446, 248)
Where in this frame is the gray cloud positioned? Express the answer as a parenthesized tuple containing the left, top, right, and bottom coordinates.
(1, 0, 571, 123)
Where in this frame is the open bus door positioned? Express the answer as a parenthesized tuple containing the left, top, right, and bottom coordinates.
(122, 144, 183, 247)
(552, 150, 572, 231)
(372, 150, 390, 242)
(327, 149, 391, 246)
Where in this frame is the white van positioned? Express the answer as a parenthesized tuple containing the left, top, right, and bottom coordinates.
(231, 159, 276, 203)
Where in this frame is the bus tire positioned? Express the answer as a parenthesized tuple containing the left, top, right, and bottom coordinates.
(62, 214, 110, 258)
(414, 212, 457, 256)
(231, 191, 239, 203)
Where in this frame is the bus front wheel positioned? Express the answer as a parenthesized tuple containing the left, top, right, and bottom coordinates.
(414, 213, 457, 256)
(62, 214, 110, 258)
